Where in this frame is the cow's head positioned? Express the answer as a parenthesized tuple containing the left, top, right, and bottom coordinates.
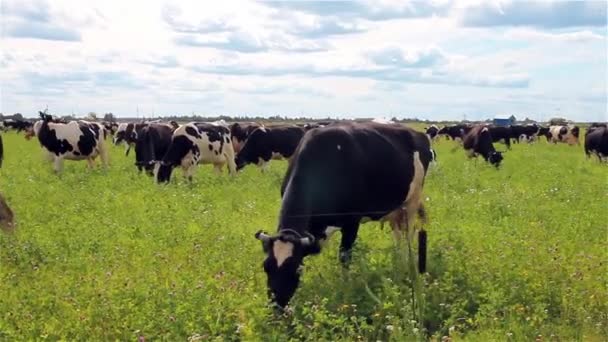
(0, 194, 15, 232)
(570, 126, 580, 138)
(255, 230, 317, 309)
(235, 128, 267, 171)
(488, 151, 503, 167)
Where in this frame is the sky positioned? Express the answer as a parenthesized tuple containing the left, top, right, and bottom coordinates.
(1, 0, 606, 121)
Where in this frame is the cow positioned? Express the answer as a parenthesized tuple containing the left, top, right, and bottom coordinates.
(113, 122, 148, 155)
(549, 125, 580, 145)
(437, 124, 472, 141)
(235, 125, 305, 172)
(4, 119, 33, 132)
(253, 121, 434, 308)
(425, 125, 440, 141)
(510, 124, 540, 143)
(584, 126, 608, 162)
(36, 112, 108, 173)
(0, 192, 14, 232)
(134, 123, 176, 175)
(588, 122, 607, 132)
(156, 122, 236, 183)
(102, 121, 119, 136)
(536, 126, 551, 142)
(487, 125, 512, 149)
(230, 122, 262, 154)
(463, 125, 504, 167)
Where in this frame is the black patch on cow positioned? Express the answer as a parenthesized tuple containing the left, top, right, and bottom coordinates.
(225, 136, 230, 143)
(185, 126, 201, 139)
(77, 126, 97, 156)
(208, 144, 213, 151)
(74, 151, 80, 156)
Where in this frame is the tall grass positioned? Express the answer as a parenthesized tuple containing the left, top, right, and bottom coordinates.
(0, 131, 606, 341)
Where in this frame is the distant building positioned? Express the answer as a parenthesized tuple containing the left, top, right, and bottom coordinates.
(493, 115, 516, 126)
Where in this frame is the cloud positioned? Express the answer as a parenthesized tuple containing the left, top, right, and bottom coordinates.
(1, 0, 81, 41)
(460, 0, 607, 28)
(504, 29, 605, 43)
(286, 16, 367, 38)
(188, 55, 530, 88)
(367, 45, 447, 68)
(161, 4, 235, 34)
(175, 31, 328, 53)
(5, 22, 81, 41)
(140, 55, 180, 68)
(262, 0, 451, 21)
(231, 83, 333, 98)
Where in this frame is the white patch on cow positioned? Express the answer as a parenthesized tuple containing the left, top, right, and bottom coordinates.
(273, 240, 294, 267)
(319, 226, 341, 248)
(384, 151, 425, 242)
(337, 144, 341, 150)
(271, 152, 283, 160)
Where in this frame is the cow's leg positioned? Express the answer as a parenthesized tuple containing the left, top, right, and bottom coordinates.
(225, 152, 237, 177)
(505, 138, 511, 150)
(213, 163, 223, 175)
(339, 220, 360, 265)
(87, 157, 95, 169)
(53, 157, 63, 173)
(182, 165, 194, 182)
(99, 143, 109, 169)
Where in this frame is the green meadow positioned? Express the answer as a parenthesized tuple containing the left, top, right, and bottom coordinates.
(0, 128, 606, 341)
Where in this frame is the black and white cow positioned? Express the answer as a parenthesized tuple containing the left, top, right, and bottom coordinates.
(488, 125, 512, 149)
(254, 122, 433, 308)
(425, 125, 440, 141)
(102, 121, 119, 136)
(113, 122, 148, 155)
(37, 113, 108, 173)
(584, 126, 608, 162)
(510, 124, 539, 143)
(134, 123, 176, 175)
(437, 124, 472, 141)
(156, 122, 236, 183)
(549, 125, 580, 145)
(538, 126, 551, 142)
(463, 125, 504, 167)
(230, 122, 262, 154)
(235, 125, 305, 172)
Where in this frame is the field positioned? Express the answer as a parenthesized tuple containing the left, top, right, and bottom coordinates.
(0, 128, 606, 341)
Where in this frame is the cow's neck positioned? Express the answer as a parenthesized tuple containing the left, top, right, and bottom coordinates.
(277, 181, 311, 236)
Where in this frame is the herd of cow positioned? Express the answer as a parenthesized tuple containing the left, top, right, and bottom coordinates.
(0, 113, 606, 309)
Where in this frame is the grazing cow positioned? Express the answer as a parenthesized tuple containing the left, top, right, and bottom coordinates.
(549, 125, 580, 145)
(230, 122, 262, 154)
(437, 124, 472, 141)
(156, 122, 236, 183)
(113, 122, 148, 155)
(235, 125, 305, 172)
(4, 119, 33, 132)
(584, 126, 608, 162)
(425, 125, 440, 141)
(102, 121, 119, 136)
(134, 123, 176, 174)
(37, 113, 108, 173)
(253, 122, 433, 308)
(0, 193, 14, 232)
(538, 126, 551, 142)
(463, 125, 504, 167)
(488, 125, 512, 149)
(510, 124, 540, 143)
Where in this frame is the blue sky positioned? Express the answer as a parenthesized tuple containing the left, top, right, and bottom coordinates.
(1, 0, 606, 121)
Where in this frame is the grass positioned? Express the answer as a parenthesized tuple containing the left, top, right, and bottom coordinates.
(0, 129, 606, 341)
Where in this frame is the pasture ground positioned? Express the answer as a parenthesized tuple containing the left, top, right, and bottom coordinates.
(0, 129, 606, 341)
